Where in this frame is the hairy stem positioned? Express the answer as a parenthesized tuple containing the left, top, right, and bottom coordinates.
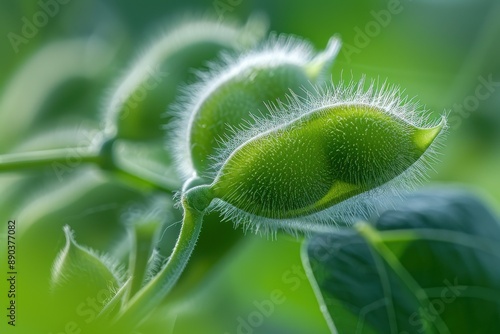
(98, 278, 132, 321)
(114, 190, 209, 327)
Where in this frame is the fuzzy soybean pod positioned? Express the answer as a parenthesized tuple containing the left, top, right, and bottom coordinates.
(103, 16, 266, 141)
(116, 84, 446, 329)
(174, 34, 342, 185)
(184, 82, 447, 234)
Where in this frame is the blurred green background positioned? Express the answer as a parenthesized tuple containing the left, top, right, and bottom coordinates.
(0, 0, 499, 333)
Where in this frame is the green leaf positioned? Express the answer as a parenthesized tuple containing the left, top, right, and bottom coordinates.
(0, 38, 113, 150)
(51, 226, 124, 314)
(303, 188, 500, 334)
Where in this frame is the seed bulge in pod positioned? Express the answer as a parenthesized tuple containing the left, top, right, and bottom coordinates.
(206, 81, 446, 232)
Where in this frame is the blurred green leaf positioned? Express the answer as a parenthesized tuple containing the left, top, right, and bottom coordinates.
(48, 226, 124, 330)
(51, 225, 123, 298)
(0, 38, 114, 150)
(304, 188, 500, 334)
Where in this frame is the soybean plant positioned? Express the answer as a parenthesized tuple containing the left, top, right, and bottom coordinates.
(0, 15, 448, 334)
(117, 40, 445, 329)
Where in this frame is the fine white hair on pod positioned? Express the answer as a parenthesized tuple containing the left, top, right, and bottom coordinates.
(204, 78, 447, 237)
(101, 13, 267, 139)
(170, 33, 342, 182)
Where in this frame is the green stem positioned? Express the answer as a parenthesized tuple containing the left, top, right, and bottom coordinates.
(0, 145, 177, 193)
(0, 147, 101, 171)
(98, 278, 132, 320)
(124, 220, 161, 303)
(113, 164, 177, 193)
(114, 192, 208, 327)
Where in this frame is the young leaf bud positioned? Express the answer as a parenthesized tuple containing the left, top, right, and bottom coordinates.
(51, 226, 124, 308)
(202, 80, 446, 234)
(173, 34, 341, 183)
(103, 16, 266, 141)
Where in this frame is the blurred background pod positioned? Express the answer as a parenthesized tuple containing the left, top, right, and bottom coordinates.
(173, 34, 341, 185)
(102, 15, 268, 141)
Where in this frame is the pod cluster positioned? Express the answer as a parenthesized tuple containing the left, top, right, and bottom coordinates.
(166, 22, 446, 235)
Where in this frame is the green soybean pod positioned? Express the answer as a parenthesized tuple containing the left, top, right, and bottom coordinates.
(174, 34, 342, 184)
(103, 16, 267, 141)
(193, 81, 447, 233)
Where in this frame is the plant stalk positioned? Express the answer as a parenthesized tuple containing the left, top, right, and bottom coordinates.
(0, 147, 101, 171)
(0, 145, 176, 193)
(114, 198, 206, 327)
(113, 164, 176, 193)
